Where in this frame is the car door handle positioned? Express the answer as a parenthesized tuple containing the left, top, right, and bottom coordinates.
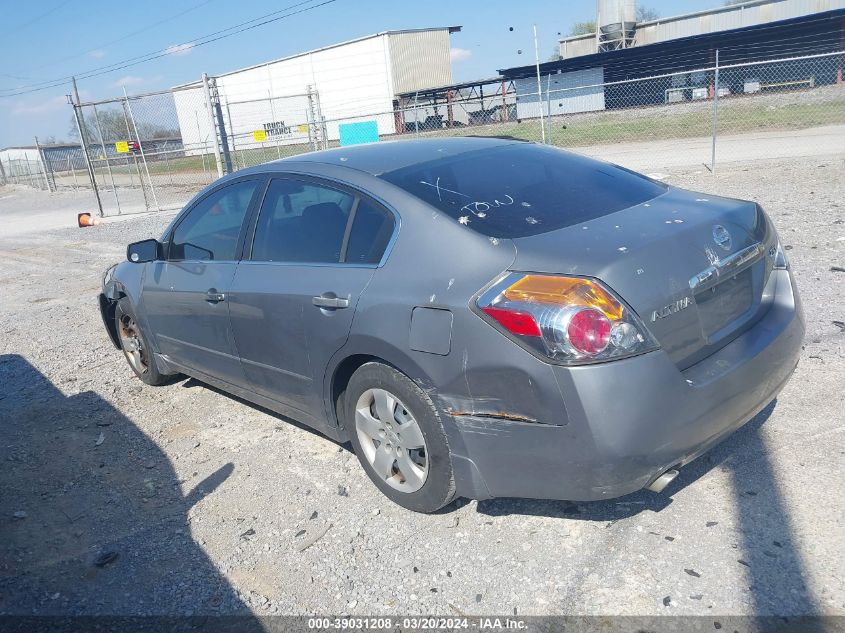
(312, 295, 350, 309)
(205, 290, 226, 303)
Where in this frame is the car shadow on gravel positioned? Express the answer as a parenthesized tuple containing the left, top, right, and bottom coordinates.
(477, 399, 823, 616)
(0, 354, 261, 624)
(181, 377, 354, 452)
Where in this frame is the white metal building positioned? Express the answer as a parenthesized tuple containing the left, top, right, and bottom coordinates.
(173, 27, 459, 152)
(0, 147, 41, 175)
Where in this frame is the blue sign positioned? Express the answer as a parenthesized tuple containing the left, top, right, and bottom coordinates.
(339, 120, 379, 146)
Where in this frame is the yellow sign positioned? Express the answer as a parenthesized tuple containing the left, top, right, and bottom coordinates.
(297, 124, 309, 133)
(253, 130, 267, 142)
(115, 141, 129, 153)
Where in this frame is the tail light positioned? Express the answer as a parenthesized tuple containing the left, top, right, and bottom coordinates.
(475, 273, 658, 365)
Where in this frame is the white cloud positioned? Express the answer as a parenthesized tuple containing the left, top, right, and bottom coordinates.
(89, 49, 106, 59)
(165, 43, 194, 56)
(114, 75, 146, 87)
(11, 95, 69, 115)
(450, 47, 472, 62)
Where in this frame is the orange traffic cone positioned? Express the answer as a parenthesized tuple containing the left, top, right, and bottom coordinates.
(78, 213, 106, 227)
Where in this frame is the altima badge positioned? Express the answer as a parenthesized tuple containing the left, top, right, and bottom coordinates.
(651, 296, 692, 321)
(712, 224, 732, 251)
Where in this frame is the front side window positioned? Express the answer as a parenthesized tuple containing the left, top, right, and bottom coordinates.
(251, 179, 355, 263)
(170, 180, 259, 261)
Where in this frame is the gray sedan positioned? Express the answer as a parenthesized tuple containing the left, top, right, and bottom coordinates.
(99, 137, 804, 512)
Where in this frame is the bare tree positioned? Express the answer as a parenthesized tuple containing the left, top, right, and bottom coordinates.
(69, 111, 177, 144)
(636, 6, 660, 22)
(569, 21, 596, 36)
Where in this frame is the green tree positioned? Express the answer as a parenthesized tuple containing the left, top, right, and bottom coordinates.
(549, 45, 562, 62)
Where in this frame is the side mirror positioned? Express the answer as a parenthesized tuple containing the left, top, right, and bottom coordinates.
(127, 239, 162, 263)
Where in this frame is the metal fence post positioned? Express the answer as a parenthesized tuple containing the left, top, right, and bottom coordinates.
(120, 98, 147, 203)
(533, 24, 546, 144)
(34, 137, 54, 192)
(545, 73, 553, 145)
(710, 49, 720, 173)
(413, 91, 420, 137)
(92, 104, 122, 214)
(306, 86, 328, 150)
(24, 157, 34, 188)
(123, 86, 160, 210)
(305, 94, 317, 151)
(71, 77, 104, 217)
(68, 156, 79, 190)
(214, 100, 233, 173)
(268, 91, 282, 160)
(194, 111, 211, 181)
(202, 73, 225, 178)
(224, 101, 242, 169)
(306, 85, 319, 149)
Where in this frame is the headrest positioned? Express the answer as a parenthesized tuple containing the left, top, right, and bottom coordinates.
(302, 202, 346, 228)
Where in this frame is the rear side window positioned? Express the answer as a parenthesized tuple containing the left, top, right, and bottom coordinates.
(345, 200, 395, 264)
(379, 143, 666, 238)
(251, 179, 354, 263)
(170, 179, 259, 261)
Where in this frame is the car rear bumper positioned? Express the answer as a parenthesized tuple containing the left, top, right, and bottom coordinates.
(451, 269, 804, 501)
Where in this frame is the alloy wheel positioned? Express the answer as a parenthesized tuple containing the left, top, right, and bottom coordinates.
(118, 313, 148, 375)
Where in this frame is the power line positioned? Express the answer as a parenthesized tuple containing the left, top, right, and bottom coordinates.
(0, 0, 73, 37)
(0, 0, 326, 94)
(16, 0, 215, 76)
(0, 0, 339, 98)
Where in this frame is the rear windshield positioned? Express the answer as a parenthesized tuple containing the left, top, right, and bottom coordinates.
(379, 143, 666, 238)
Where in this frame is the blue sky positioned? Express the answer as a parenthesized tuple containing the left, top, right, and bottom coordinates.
(0, 0, 718, 147)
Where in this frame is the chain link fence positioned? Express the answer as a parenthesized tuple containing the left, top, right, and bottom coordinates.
(382, 51, 845, 172)
(0, 152, 50, 190)
(69, 85, 217, 215)
(219, 87, 328, 170)
(7, 50, 839, 216)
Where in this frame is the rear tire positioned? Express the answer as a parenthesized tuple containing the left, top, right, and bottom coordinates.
(345, 362, 456, 513)
(114, 297, 172, 386)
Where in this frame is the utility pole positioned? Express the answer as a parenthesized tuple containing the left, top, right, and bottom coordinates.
(71, 77, 104, 217)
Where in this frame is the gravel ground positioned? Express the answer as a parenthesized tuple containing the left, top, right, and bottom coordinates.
(0, 155, 843, 618)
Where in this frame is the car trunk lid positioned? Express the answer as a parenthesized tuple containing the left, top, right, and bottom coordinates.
(510, 188, 776, 369)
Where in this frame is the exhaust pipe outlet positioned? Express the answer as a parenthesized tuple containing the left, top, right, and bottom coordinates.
(646, 469, 679, 493)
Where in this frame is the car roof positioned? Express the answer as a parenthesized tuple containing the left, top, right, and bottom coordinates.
(264, 136, 526, 177)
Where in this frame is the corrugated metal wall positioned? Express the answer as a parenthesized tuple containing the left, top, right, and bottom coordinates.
(635, 0, 845, 45)
(515, 67, 606, 118)
(561, 0, 845, 57)
(561, 36, 598, 60)
(387, 30, 453, 95)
